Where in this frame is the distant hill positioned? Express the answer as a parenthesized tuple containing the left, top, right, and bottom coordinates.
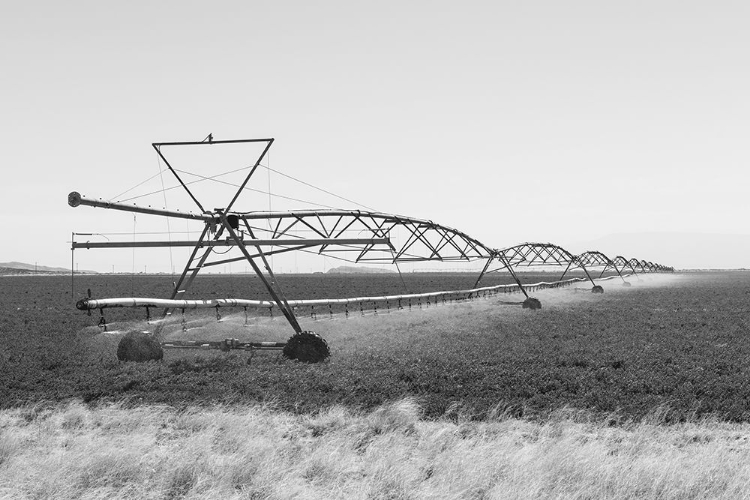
(0, 262, 97, 274)
(326, 266, 396, 274)
(0, 266, 39, 275)
(0, 262, 70, 273)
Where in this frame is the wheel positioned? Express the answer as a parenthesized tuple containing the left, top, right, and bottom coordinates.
(522, 297, 542, 310)
(117, 331, 164, 362)
(282, 331, 330, 363)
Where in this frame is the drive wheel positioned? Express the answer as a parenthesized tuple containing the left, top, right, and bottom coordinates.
(282, 331, 330, 363)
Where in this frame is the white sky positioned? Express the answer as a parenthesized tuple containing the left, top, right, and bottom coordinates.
(1, 0, 748, 272)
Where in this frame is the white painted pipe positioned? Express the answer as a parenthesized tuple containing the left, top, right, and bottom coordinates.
(77, 277, 588, 311)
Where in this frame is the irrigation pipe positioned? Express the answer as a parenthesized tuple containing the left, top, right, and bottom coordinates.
(77, 277, 589, 311)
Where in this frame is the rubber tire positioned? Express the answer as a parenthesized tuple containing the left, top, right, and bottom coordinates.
(117, 331, 164, 362)
(522, 297, 542, 310)
(282, 331, 330, 363)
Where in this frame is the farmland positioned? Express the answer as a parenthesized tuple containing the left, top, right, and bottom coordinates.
(3, 270, 750, 499)
(1, 271, 749, 422)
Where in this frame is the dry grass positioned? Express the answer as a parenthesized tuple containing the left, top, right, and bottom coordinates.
(2, 398, 750, 499)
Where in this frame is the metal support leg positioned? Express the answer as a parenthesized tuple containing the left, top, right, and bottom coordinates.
(612, 264, 629, 285)
(154, 224, 216, 337)
(559, 261, 573, 281)
(498, 255, 529, 299)
(228, 217, 302, 333)
(577, 263, 603, 292)
(473, 255, 495, 289)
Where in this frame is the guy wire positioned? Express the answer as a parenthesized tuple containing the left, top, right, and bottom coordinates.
(258, 163, 377, 212)
(131, 214, 136, 296)
(156, 153, 174, 275)
(267, 150, 273, 268)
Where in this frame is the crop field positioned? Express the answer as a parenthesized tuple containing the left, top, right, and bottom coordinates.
(3, 270, 750, 499)
(1, 271, 749, 422)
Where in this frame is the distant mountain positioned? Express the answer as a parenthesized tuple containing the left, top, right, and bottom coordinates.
(326, 266, 396, 274)
(0, 267, 38, 275)
(0, 262, 68, 273)
(0, 262, 96, 274)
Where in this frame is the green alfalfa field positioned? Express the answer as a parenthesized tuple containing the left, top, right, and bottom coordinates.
(2, 271, 750, 499)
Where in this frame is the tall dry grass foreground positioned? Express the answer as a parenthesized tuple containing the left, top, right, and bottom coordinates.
(1, 400, 750, 499)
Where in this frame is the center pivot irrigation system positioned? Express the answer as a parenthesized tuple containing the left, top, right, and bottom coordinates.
(69, 137, 673, 362)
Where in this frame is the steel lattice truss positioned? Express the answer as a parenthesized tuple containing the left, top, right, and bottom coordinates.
(614, 256, 639, 275)
(616, 256, 674, 274)
(473, 243, 582, 296)
(68, 137, 675, 335)
(499, 243, 576, 267)
(628, 258, 645, 272)
(238, 210, 494, 264)
(576, 251, 614, 268)
(573, 251, 627, 283)
(576, 250, 618, 274)
(469, 242, 674, 293)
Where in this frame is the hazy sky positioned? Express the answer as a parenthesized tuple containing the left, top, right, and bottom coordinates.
(1, 1, 748, 272)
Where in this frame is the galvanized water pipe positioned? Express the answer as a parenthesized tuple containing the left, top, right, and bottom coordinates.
(68, 192, 213, 221)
